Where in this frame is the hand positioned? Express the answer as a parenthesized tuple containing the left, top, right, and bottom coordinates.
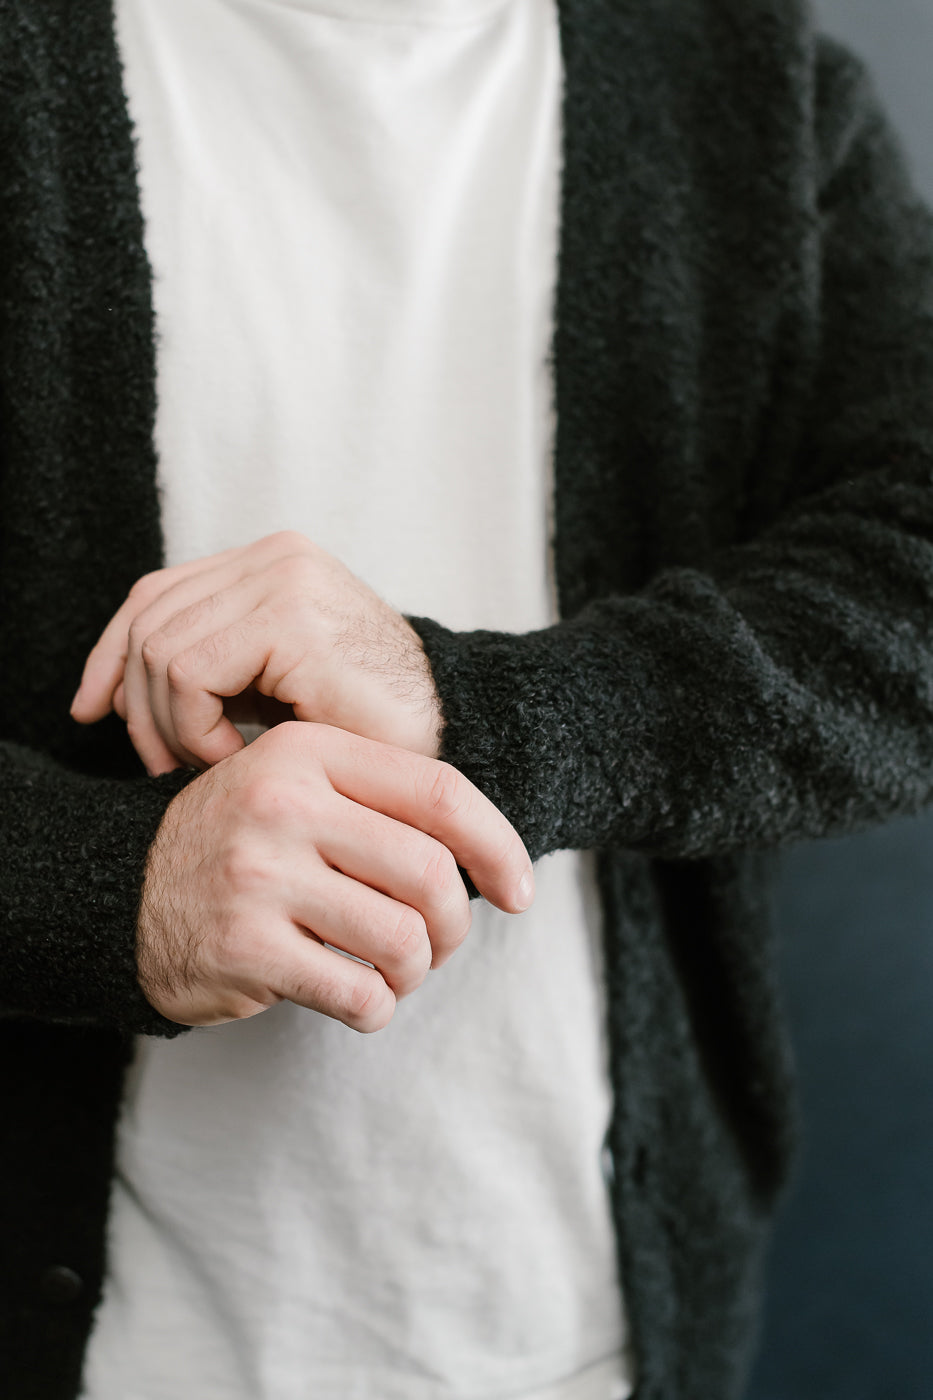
(71, 532, 442, 775)
(138, 721, 534, 1030)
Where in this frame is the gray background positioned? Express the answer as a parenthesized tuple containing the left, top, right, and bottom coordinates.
(747, 2, 933, 1396)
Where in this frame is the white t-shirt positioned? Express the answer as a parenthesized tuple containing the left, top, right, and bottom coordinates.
(80, 1, 633, 1396)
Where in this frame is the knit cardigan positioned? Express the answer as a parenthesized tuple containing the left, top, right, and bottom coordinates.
(2, 1, 933, 1396)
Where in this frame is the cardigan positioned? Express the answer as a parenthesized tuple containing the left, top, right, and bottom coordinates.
(2, 1, 933, 1396)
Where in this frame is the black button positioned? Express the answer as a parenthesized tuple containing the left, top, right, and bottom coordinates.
(38, 1264, 84, 1305)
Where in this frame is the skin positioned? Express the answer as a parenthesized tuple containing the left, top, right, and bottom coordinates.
(136, 722, 534, 1031)
(71, 531, 444, 775)
(73, 534, 534, 1030)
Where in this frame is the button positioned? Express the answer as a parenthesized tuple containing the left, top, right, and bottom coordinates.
(38, 1264, 84, 1305)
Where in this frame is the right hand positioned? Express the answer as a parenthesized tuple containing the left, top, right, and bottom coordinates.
(137, 721, 534, 1031)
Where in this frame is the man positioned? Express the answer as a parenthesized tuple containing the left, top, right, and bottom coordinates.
(2, 0, 933, 1398)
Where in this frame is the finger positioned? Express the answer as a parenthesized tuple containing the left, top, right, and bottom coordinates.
(290, 863, 433, 999)
(319, 799, 471, 970)
(317, 730, 535, 915)
(165, 609, 280, 768)
(71, 604, 134, 723)
(139, 579, 270, 767)
(126, 565, 285, 768)
(269, 926, 397, 1032)
(125, 695, 185, 776)
(121, 566, 261, 770)
(70, 545, 249, 722)
(123, 617, 194, 774)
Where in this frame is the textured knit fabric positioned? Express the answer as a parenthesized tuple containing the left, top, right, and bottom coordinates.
(2, 1, 933, 1399)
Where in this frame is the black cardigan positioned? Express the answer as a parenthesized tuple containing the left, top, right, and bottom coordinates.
(3, 1, 933, 1396)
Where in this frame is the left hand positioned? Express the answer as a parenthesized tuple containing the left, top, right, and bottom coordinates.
(70, 532, 443, 775)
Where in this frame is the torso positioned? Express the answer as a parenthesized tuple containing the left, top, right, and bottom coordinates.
(79, 1, 631, 1395)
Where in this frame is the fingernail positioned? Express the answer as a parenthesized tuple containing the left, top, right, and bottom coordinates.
(516, 870, 534, 911)
(69, 686, 83, 716)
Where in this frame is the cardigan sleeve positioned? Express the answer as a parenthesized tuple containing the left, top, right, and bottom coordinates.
(0, 740, 197, 1036)
(409, 38, 933, 863)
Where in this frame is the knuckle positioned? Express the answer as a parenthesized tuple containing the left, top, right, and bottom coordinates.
(256, 721, 293, 757)
(139, 634, 165, 673)
(127, 617, 151, 655)
(128, 571, 164, 603)
(271, 551, 313, 590)
(218, 841, 272, 898)
(262, 719, 324, 762)
(417, 844, 458, 904)
(341, 967, 390, 1031)
(423, 762, 466, 825)
(165, 654, 192, 694)
(223, 858, 266, 902)
(384, 906, 429, 969)
(273, 528, 309, 549)
(267, 529, 310, 560)
(237, 776, 304, 827)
